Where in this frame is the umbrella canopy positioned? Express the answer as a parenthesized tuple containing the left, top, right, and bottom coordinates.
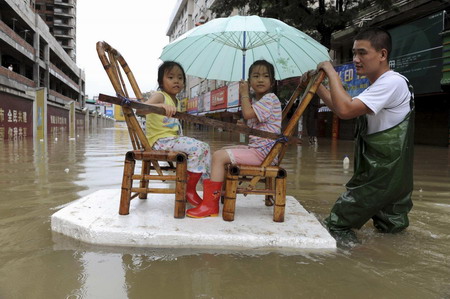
(160, 15, 330, 82)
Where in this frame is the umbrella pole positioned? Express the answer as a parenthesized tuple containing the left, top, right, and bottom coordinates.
(242, 31, 246, 80)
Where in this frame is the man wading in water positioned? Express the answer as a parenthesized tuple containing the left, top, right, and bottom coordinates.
(309, 27, 415, 247)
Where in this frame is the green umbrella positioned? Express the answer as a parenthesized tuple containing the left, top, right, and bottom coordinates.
(160, 15, 330, 82)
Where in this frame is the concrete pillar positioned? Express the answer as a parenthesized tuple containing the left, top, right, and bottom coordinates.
(34, 87, 47, 140)
(43, 43, 49, 88)
(84, 108, 89, 132)
(69, 101, 75, 139)
(33, 32, 40, 85)
(93, 111, 97, 130)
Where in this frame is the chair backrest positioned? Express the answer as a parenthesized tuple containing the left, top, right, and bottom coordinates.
(96, 41, 151, 151)
(278, 71, 325, 163)
(246, 70, 325, 187)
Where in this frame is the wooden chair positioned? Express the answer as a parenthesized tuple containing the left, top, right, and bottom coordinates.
(96, 41, 188, 218)
(222, 70, 325, 222)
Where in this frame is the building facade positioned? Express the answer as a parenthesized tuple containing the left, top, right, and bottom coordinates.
(34, 0, 77, 61)
(0, 0, 88, 140)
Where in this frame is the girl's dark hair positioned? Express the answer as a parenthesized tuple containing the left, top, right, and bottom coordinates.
(157, 61, 186, 90)
(248, 60, 276, 87)
(354, 27, 392, 60)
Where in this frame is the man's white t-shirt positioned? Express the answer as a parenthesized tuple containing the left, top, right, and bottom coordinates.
(355, 70, 412, 134)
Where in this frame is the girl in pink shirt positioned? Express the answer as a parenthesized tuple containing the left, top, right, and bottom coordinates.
(187, 60, 282, 218)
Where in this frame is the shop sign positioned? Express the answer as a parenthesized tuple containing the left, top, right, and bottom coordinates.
(203, 92, 211, 112)
(227, 82, 239, 107)
(187, 96, 198, 113)
(210, 86, 227, 111)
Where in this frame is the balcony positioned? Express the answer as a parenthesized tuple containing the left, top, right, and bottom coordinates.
(0, 20, 35, 59)
(53, 32, 74, 39)
(54, 0, 75, 8)
(54, 11, 74, 18)
(0, 66, 36, 89)
(53, 21, 74, 29)
(50, 63, 79, 91)
(49, 89, 78, 106)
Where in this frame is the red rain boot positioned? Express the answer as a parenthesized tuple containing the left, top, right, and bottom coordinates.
(186, 171, 203, 206)
(187, 179, 223, 218)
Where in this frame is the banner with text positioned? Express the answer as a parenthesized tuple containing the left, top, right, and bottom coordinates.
(334, 63, 369, 97)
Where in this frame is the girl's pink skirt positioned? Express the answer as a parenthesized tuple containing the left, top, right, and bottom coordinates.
(225, 145, 265, 165)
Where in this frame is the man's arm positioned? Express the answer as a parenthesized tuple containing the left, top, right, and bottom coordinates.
(317, 62, 372, 119)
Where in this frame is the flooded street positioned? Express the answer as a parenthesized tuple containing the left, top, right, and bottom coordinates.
(0, 125, 449, 299)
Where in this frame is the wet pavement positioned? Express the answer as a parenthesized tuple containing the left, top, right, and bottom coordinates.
(0, 124, 449, 298)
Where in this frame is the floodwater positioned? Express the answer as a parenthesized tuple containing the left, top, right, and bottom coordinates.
(0, 124, 449, 299)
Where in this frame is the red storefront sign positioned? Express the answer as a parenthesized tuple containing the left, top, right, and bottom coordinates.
(210, 86, 227, 111)
(0, 92, 33, 140)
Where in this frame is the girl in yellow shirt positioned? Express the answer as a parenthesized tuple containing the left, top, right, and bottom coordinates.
(138, 61, 210, 207)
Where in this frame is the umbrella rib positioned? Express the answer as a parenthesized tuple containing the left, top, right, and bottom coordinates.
(168, 35, 224, 78)
(212, 32, 243, 50)
(279, 34, 329, 74)
(247, 32, 278, 49)
(203, 38, 238, 81)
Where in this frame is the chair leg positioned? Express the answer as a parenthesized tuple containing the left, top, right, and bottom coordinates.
(120, 153, 136, 215)
(273, 176, 286, 222)
(138, 160, 150, 199)
(265, 177, 274, 206)
(174, 158, 187, 218)
(222, 172, 238, 221)
(220, 165, 228, 204)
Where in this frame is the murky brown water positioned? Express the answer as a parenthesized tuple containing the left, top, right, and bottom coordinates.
(1, 124, 449, 299)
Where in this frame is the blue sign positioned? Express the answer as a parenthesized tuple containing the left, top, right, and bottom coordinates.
(105, 109, 114, 117)
(334, 63, 369, 97)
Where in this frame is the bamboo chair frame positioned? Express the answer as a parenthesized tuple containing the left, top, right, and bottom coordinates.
(222, 70, 325, 222)
(96, 41, 188, 218)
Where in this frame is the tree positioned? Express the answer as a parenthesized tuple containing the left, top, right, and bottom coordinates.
(211, 0, 392, 49)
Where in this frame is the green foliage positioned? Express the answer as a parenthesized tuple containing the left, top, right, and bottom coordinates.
(211, 0, 393, 48)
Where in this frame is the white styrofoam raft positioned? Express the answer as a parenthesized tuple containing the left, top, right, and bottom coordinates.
(51, 189, 336, 251)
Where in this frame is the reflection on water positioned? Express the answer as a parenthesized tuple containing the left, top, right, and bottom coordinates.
(0, 125, 449, 298)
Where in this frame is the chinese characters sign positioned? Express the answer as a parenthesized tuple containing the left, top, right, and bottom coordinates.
(0, 93, 32, 140)
(47, 105, 68, 135)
